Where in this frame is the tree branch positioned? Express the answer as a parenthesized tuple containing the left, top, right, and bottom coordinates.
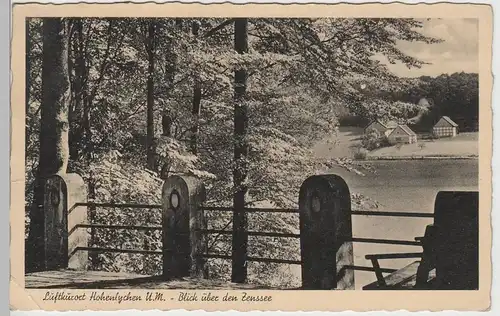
(203, 19, 235, 38)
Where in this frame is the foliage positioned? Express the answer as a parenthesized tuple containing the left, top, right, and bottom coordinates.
(338, 71, 478, 132)
(348, 98, 426, 124)
(361, 129, 389, 151)
(353, 147, 368, 160)
(397, 72, 479, 132)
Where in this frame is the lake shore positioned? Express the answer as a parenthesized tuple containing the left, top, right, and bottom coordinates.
(365, 155, 478, 161)
(312, 127, 479, 160)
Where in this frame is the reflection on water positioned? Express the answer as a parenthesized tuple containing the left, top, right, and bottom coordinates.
(328, 159, 479, 289)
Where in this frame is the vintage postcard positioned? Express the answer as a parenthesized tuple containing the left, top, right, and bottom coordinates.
(10, 1, 492, 312)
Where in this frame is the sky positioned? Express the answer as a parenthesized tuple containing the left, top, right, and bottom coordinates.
(382, 18, 479, 78)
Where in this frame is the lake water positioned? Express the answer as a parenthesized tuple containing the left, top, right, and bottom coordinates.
(327, 159, 479, 289)
(329, 159, 478, 211)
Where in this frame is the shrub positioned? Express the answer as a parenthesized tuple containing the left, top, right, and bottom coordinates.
(380, 135, 390, 147)
(353, 147, 368, 160)
(361, 129, 386, 150)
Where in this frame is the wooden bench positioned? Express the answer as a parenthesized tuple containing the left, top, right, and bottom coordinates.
(363, 261, 436, 290)
(363, 191, 478, 290)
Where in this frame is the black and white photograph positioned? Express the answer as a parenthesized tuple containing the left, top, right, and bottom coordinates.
(14, 3, 490, 310)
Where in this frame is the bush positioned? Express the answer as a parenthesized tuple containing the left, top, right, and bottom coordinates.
(361, 129, 387, 151)
(380, 135, 390, 147)
(353, 147, 368, 160)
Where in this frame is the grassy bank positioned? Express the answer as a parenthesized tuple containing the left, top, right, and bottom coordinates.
(366, 155, 478, 160)
(368, 132, 478, 158)
(312, 127, 478, 159)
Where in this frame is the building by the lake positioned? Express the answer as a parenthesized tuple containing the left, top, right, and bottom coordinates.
(433, 116, 459, 138)
(364, 120, 398, 137)
(387, 124, 417, 145)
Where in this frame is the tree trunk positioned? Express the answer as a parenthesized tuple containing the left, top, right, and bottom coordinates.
(190, 21, 202, 154)
(146, 21, 156, 171)
(26, 18, 71, 272)
(231, 18, 249, 284)
(160, 20, 183, 175)
(69, 19, 86, 161)
(67, 21, 76, 161)
(77, 20, 92, 163)
(161, 19, 181, 138)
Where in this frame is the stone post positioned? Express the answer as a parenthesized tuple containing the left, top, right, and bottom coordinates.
(433, 191, 479, 290)
(43, 173, 88, 270)
(298, 174, 354, 290)
(162, 175, 206, 280)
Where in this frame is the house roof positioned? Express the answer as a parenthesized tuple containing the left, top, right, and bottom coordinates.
(365, 119, 397, 130)
(399, 124, 417, 136)
(436, 116, 459, 127)
(388, 124, 417, 137)
(365, 120, 387, 129)
(385, 120, 398, 129)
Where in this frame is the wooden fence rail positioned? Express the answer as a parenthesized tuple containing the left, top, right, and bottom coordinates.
(202, 206, 300, 213)
(351, 210, 434, 218)
(73, 224, 163, 231)
(71, 246, 163, 256)
(68, 200, 429, 283)
(74, 202, 163, 209)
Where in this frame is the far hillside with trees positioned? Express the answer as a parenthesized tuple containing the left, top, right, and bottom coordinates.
(314, 71, 479, 159)
(338, 71, 479, 133)
(400, 72, 479, 133)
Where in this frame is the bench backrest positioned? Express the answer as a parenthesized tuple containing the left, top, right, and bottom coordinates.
(433, 191, 479, 290)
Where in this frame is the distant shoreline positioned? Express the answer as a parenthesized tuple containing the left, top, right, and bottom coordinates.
(312, 127, 478, 162)
(365, 155, 478, 161)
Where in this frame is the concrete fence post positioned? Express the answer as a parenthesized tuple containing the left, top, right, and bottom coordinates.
(43, 173, 88, 271)
(162, 175, 206, 280)
(298, 174, 355, 290)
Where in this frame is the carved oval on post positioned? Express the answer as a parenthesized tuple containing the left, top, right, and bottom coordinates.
(299, 174, 354, 290)
(170, 190, 180, 210)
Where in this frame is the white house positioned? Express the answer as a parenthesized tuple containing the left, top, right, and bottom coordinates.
(387, 124, 417, 145)
(364, 120, 397, 137)
(433, 116, 458, 138)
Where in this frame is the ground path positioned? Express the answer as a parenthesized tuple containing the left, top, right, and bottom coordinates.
(25, 270, 280, 290)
